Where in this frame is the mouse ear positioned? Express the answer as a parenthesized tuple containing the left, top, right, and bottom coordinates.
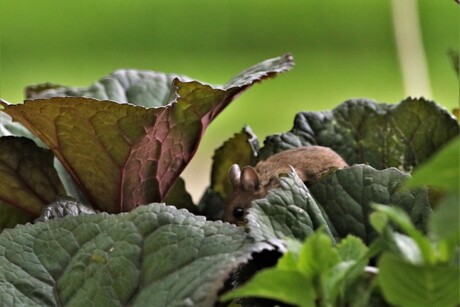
(241, 166, 260, 192)
(228, 164, 241, 189)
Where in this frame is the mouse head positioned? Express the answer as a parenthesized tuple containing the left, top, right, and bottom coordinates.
(222, 164, 265, 225)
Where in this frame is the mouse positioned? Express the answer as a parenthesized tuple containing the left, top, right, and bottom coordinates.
(222, 146, 348, 225)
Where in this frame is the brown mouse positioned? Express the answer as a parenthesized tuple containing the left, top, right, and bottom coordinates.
(222, 146, 348, 225)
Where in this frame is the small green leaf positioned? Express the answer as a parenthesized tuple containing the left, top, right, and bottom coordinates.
(378, 253, 460, 307)
(221, 268, 315, 307)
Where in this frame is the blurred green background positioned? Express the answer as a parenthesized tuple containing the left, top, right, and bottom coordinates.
(0, 0, 457, 200)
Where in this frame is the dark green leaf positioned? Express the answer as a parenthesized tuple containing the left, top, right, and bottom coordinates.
(378, 254, 460, 307)
(0, 203, 271, 306)
(1, 54, 294, 213)
(197, 187, 226, 221)
(0, 136, 65, 231)
(309, 165, 431, 244)
(247, 171, 336, 243)
(259, 98, 459, 171)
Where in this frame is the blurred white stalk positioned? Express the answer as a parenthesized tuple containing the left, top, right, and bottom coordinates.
(391, 0, 432, 98)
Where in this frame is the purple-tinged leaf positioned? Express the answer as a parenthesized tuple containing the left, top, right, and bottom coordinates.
(1, 54, 294, 213)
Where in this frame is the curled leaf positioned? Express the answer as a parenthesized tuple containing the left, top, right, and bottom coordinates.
(1, 54, 294, 213)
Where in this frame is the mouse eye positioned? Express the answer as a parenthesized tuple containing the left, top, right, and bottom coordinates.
(233, 207, 245, 218)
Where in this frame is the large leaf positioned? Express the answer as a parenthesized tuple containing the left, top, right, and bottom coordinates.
(259, 98, 459, 171)
(0, 203, 272, 306)
(0, 136, 65, 231)
(1, 54, 294, 213)
(309, 165, 430, 244)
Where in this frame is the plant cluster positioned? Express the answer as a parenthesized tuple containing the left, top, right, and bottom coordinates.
(0, 54, 458, 306)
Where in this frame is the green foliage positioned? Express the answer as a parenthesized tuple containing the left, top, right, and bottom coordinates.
(0, 53, 459, 306)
